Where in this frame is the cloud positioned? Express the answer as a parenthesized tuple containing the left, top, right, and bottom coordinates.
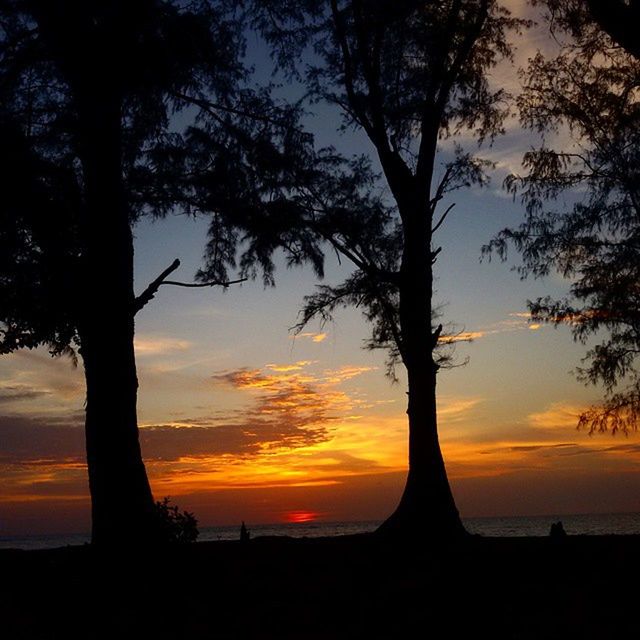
(8, 350, 84, 399)
(321, 365, 376, 384)
(206, 364, 369, 451)
(439, 331, 486, 344)
(134, 335, 192, 356)
(139, 422, 283, 460)
(0, 384, 51, 405)
(441, 311, 549, 346)
(265, 361, 314, 372)
(505, 443, 576, 453)
(528, 402, 583, 431)
(0, 359, 378, 502)
(0, 413, 88, 504)
(293, 332, 328, 343)
(0, 414, 85, 465)
(438, 396, 483, 422)
(100, 361, 376, 470)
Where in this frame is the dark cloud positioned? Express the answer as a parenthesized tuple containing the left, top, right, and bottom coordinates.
(0, 414, 85, 464)
(140, 422, 261, 460)
(601, 443, 640, 454)
(478, 442, 594, 457)
(506, 443, 577, 453)
(495, 441, 640, 458)
(0, 367, 345, 467)
(0, 385, 51, 404)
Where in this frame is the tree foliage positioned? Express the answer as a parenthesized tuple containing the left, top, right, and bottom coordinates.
(0, 1, 312, 350)
(485, 7, 640, 433)
(154, 497, 199, 544)
(539, 0, 640, 60)
(0, 0, 251, 353)
(0, 117, 80, 358)
(241, 0, 525, 374)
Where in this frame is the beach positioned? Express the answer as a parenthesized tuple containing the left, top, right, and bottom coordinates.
(2, 533, 638, 639)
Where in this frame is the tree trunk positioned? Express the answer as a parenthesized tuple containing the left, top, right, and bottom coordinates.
(76, 88, 158, 545)
(377, 363, 465, 539)
(377, 205, 465, 540)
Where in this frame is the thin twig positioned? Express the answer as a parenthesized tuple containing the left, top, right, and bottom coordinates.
(432, 203, 456, 234)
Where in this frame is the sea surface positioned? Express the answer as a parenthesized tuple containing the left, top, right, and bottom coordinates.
(4, 512, 640, 550)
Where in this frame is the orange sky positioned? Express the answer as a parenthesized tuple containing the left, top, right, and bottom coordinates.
(3, 333, 640, 535)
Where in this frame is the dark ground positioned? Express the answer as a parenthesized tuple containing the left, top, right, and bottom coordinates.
(1, 534, 638, 639)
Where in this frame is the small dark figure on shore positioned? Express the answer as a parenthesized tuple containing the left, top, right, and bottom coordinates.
(549, 521, 567, 538)
(240, 521, 251, 543)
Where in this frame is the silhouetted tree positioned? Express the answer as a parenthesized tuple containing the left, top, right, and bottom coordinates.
(486, 7, 640, 433)
(240, 0, 527, 538)
(0, 118, 80, 358)
(154, 497, 199, 543)
(539, 0, 640, 60)
(0, 0, 259, 544)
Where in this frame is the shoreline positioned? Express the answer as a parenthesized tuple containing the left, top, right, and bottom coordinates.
(7, 510, 640, 550)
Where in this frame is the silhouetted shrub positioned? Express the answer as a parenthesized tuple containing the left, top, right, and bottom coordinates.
(155, 497, 199, 543)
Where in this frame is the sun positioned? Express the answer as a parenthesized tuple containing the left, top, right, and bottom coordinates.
(285, 510, 319, 524)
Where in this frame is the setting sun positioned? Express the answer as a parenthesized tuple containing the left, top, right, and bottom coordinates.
(285, 511, 320, 524)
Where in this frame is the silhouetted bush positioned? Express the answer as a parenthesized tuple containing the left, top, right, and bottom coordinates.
(155, 497, 199, 544)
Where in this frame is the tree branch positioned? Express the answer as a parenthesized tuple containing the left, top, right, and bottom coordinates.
(432, 203, 455, 234)
(134, 258, 181, 314)
(330, 0, 374, 136)
(171, 91, 287, 127)
(431, 165, 454, 211)
(431, 323, 443, 348)
(160, 277, 247, 289)
(134, 259, 247, 314)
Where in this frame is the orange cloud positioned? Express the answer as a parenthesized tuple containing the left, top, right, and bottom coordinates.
(320, 365, 377, 384)
(528, 402, 584, 431)
(138, 363, 402, 495)
(435, 311, 550, 346)
(439, 331, 485, 344)
(294, 331, 328, 343)
(266, 361, 315, 372)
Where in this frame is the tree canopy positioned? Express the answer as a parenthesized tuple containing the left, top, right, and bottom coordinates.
(486, 2, 640, 433)
(0, 0, 250, 352)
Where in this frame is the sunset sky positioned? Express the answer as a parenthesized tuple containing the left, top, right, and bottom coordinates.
(3, 0, 640, 536)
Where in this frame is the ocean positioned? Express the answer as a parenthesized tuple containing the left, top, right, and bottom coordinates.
(3, 512, 640, 550)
